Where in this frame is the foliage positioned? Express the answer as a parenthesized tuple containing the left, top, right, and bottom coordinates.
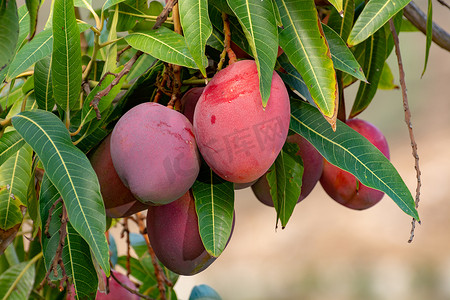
(0, 0, 440, 299)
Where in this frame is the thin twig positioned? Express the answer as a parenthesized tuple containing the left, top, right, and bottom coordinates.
(437, 0, 450, 10)
(135, 212, 173, 299)
(153, 0, 178, 30)
(90, 51, 143, 119)
(167, 3, 182, 110)
(40, 202, 69, 289)
(388, 19, 422, 243)
(44, 198, 63, 238)
(218, 12, 236, 71)
(403, 2, 450, 52)
(109, 268, 155, 300)
(116, 45, 131, 63)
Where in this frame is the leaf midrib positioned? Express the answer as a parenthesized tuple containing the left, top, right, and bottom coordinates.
(279, 0, 329, 113)
(350, 0, 391, 44)
(14, 114, 101, 257)
(290, 112, 415, 218)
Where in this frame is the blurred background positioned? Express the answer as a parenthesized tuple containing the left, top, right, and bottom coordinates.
(25, 0, 450, 299)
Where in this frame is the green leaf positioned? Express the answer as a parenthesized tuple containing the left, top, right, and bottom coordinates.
(0, 144, 33, 230)
(81, 67, 126, 125)
(11, 109, 110, 275)
(125, 27, 198, 69)
(17, 5, 30, 51)
(350, 28, 386, 118)
(378, 62, 398, 90)
(266, 142, 303, 228)
(206, 27, 225, 52)
(192, 165, 234, 257)
(0, 254, 41, 300)
(179, 0, 212, 77)
(34, 56, 55, 111)
(422, 0, 432, 77)
(74, 0, 92, 9)
(227, 0, 278, 107)
(347, 0, 410, 46)
(276, 0, 337, 128)
(6, 28, 53, 82)
(103, 0, 126, 12)
(328, 0, 344, 16)
(64, 223, 98, 299)
(0, 131, 25, 167)
(276, 53, 313, 104)
(26, 164, 40, 237)
(52, 0, 82, 111)
(327, 0, 354, 42)
(323, 24, 366, 82)
(289, 100, 419, 220)
(0, 0, 19, 75)
(112, 2, 144, 32)
(25, 0, 41, 40)
(39, 175, 98, 298)
(102, 4, 119, 77)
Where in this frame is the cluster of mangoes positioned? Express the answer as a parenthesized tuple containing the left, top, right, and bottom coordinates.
(89, 60, 390, 281)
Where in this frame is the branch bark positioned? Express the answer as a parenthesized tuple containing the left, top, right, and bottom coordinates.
(403, 2, 450, 52)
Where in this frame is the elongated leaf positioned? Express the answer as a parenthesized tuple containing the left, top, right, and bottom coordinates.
(40, 197, 97, 300)
(64, 222, 98, 299)
(266, 142, 303, 228)
(17, 5, 30, 51)
(0, 254, 40, 300)
(103, 0, 126, 11)
(276, 53, 313, 104)
(289, 100, 419, 220)
(328, 0, 343, 16)
(0, 144, 33, 230)
(52, 0, 82, 111)
(422, 0, 432, 76)
(127, 54, 156, 81)
(102, 4, 119, 77)
(0, 131, 25, 167)
(25, 0, 40, 40)
(276, 0, 337, 128)
(347, 0, 410, 46)
(6, 28, 53, 81)
(323, 24, 366, 82)
(192, 165, 234, 257)
(11, 110, 110, 275)
(327, 0, 354, 42)
(206, 27, 225, 51)
(74, 0, 92, 9)
(179, 0, 211, 77)
(0, 0, 19, 74)
(378, 62, 398, 90)
(227, 0, 278, 107)
(125, 27, 198, 69)
(350, 28, 386, 118)
(34, 56, 55, 111)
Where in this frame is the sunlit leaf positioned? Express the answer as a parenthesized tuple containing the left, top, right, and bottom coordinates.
(422, 0, 432, 77)
(25, 0, 40, 40)
(327, 0, 354, 42)
(125, 27, 198, 69)
(12, 110, 110, 275)
(266, 142, 303, 228)
(179, 0, 212, 77)
(6, 28, 52, 82)
(276, 0, 337, 128)
(0, 144, 33, 230)
(0, 131, 25, 168)
(322, 24, 366, 82)
(52, 0, 82, 111)
(289, 100, 419, 220)
(378, 62, 398, 90)
(192, 164, 234, 257)
(227, 0, 278, 107)
(347, 0, 410, 46)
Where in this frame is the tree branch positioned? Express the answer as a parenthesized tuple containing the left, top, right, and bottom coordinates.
(153, 0, 178, 30)
(388, 19, 422, 243)
(403, 2, 450, 52)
